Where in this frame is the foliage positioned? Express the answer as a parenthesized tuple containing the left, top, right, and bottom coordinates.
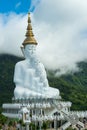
(29, 122, 35, 129)
(18, 119, 25, 126)
(42, 121, 48, 130)
(0, 54, 23, 107)
(66, 127, 77, 130)
(0, 114, 7, 124)
(8, 120, 13, 126)
(48, 61, 87, 110)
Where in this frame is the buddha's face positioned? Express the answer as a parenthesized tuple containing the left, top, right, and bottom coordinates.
(23, 45, 36, 59)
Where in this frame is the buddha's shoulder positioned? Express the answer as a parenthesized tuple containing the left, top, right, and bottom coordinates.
(15, 60, 28, 67)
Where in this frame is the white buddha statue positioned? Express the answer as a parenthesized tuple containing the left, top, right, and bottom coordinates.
(14, 13, 60, 99)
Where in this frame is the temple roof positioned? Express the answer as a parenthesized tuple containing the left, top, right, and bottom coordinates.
(22, 13, 37, 46)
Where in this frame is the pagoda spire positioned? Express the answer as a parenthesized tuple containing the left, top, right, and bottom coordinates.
(22, 13, 37, 46)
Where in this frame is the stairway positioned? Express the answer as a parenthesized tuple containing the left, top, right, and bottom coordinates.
(60, 121, 71, 130)
(52, 100, 84, 129)
(77, 121, 84, 128)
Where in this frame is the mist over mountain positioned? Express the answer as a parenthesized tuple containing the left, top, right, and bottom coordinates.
(0, 54, 87, 110)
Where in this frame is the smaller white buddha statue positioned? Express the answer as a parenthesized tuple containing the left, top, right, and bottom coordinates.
(14, 13, 60, 99)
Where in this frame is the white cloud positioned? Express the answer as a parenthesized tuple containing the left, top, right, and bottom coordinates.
(0, 13, 27, 56)
(29, 0, 40, 12)
(0, 0, 87, 76)
(33, 0, 87, 74)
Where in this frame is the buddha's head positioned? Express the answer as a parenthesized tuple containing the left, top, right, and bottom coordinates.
(21, 44, 36, 59)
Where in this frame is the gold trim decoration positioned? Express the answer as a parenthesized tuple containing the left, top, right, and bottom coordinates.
(22, 13, 37, 46)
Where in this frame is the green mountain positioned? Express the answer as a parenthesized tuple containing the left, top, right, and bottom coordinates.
(0, 54, 87, 110)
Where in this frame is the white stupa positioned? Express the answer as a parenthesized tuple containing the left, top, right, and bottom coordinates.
(2, 13, 87, 130)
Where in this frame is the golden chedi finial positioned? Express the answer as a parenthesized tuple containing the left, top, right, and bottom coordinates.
(22, 13, 37, 46)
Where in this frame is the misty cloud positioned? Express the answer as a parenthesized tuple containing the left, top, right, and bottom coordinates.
(33, 0, 87, 74)
(0, 0, 87, 76)
(0, 13, 27, 56)
(29, 0, 40, 12)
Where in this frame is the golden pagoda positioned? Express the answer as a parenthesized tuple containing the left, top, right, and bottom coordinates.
(22, 13, 37, 46)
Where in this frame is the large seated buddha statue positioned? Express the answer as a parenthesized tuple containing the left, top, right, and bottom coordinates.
(14, 13, 60, 99)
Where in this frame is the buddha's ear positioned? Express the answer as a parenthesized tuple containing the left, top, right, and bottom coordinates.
(20, 45, 25, 57)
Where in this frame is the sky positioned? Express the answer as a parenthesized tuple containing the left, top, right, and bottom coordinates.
(0, 0, 30, 13)
(0, 0, 87, 76)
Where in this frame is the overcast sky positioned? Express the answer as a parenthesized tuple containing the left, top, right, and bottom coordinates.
(0, 0, 87, 76)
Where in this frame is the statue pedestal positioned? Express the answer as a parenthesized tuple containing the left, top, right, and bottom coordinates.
(2, 97, 86, 129)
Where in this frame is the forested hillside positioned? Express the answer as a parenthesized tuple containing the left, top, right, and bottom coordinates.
(0, 54, 87, 110)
